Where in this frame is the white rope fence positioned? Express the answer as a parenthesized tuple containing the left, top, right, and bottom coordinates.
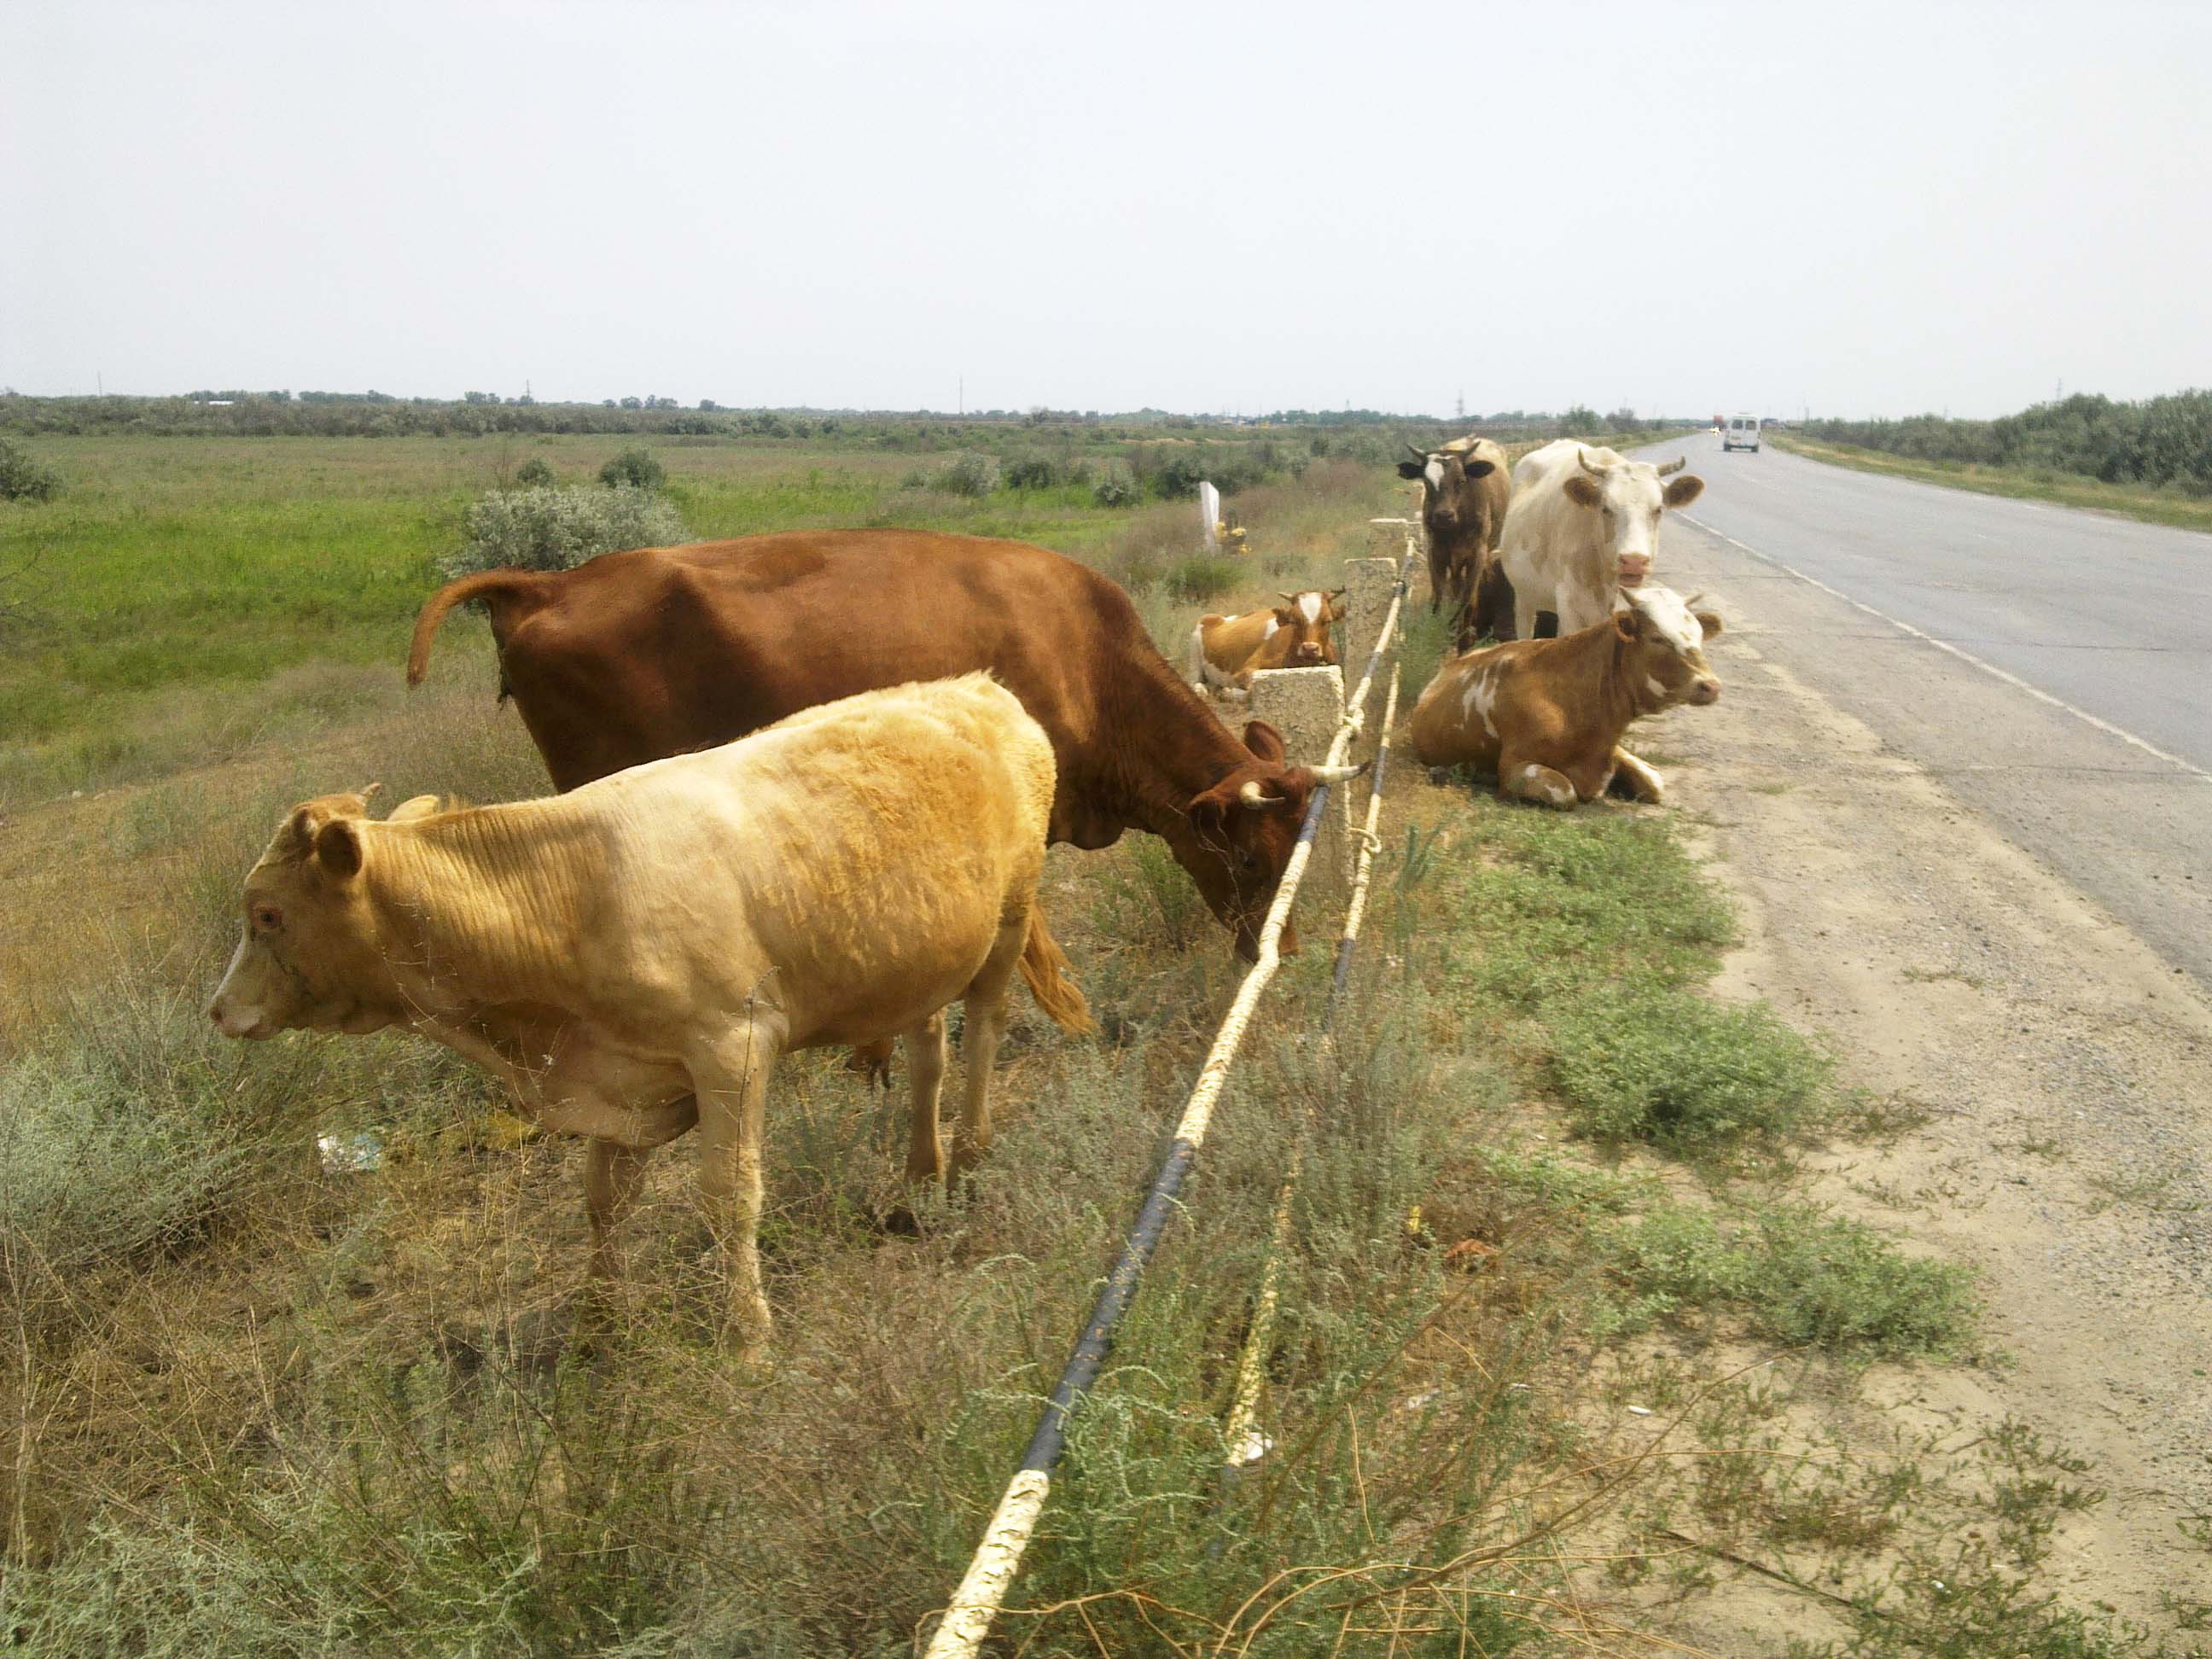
(922, 529, 1421, 1658)
(1220, 639, 1407, 1474)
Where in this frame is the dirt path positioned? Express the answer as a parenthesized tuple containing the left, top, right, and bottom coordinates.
(1647, 555, 2212, 1638)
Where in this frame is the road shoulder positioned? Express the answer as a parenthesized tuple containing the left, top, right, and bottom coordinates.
(1647, 585, 2212, 1639)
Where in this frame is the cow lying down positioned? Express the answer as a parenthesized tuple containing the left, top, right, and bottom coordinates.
(1407, 585, 1723, 808)
(208, 675, 1095, 1350)
(1190, 589, 1346, 696)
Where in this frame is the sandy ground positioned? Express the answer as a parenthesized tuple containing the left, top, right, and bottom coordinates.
(1631, 539, 2212, 1644)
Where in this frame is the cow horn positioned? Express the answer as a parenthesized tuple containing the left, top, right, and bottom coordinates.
(1656, 455, 1688, 476)
(1237, 780, 1271, 808)
(1278, 591, 1300, 603)
(1406, 443, 1430, 462)
(1578, 448, 1607, 476)
(1309, 760, 1369, 784)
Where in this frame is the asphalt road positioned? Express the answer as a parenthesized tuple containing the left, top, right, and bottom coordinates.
(1622, 428, 2212, 987)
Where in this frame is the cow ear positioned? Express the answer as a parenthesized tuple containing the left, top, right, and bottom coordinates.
(314, 818, 364, 881)
(1186, 785, 1232, 835)
(1328, 591, 1348, 620)
(1241, 720, 1288, 765)
(1395, 460, 1425, 480)
(1464, 458, 1494, 478)
(1662, 474, 1705, 509)
(386, 793, 443, 823)
(283, 804, 322, 855)
(1694, 609, 1724, 640)
(1613, 608, 1642, 641)
(1563, 474, 1604, 509)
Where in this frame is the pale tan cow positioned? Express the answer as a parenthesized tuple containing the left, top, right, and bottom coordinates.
(207, 675, 1094, 1351)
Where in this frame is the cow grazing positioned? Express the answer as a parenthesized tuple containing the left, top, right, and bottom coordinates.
(1189, 588, 1347, 696)
(409, 531, 1359, 967)
(1407, 585, 1724, 808)
(1497, 442, 1704, 643)
(209, 677, 1096, 1349)
(1398, 437, 1513, 647)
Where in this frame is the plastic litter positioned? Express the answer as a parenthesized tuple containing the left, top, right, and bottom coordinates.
(317, 1132, 384, 1174)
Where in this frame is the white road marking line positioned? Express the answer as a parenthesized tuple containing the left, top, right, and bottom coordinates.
(1679, 512, 2212, 784)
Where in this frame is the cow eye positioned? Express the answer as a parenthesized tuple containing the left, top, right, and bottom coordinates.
(252, 903, 283, 933)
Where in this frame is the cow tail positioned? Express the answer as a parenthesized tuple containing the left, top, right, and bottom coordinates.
(1019, 906, 1097, 1035)
(405, 570, 546, 688)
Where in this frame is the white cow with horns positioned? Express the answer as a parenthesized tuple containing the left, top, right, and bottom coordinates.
(1497, 441, 1706, 642)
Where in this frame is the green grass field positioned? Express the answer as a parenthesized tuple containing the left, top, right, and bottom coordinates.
(0, 428, 2160, 1656)
(0, 434, 1207, 808)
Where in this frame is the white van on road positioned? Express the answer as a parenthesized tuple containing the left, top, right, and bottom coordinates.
(1721, 414, 1761, 452)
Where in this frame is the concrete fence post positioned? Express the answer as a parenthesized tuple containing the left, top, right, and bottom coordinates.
(1246, 663, 1348, 912)
(1339, 556, 1400, 736)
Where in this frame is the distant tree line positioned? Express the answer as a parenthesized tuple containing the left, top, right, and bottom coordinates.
(0, 391, 1674, 451)
(0, 393, 847, 441)
(1802, 391, 2212, 496)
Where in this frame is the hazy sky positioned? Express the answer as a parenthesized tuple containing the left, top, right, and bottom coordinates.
(5, 0, 2207, 418)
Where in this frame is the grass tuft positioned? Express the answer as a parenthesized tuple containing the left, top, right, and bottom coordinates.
(1549, 984, 1832, 1151)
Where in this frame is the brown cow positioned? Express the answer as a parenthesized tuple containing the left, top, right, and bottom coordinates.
(1398, 438, 1514, 648)
(1188, 588, 1346, 696)
(409, 530, 1361, 964)
(1407, 585, 1723, 807)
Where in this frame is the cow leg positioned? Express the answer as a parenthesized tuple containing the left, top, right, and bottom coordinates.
(583, 1140, 649, 1284)
(686, 1021, 781, 1353)
(1512, 589, 1540, 645)
(1610, 745, 1666, 805)
(952, 917, 1026, 1177)
(1472, 562, 1516, 643)
(903, 1010, 950, 1183)
(1499, 755, 1579, 811)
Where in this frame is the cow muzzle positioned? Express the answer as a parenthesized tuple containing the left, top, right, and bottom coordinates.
(1687, 678, 1720, 706)
(1617, 555, 1651, 589)
(208, 998, 276, 1039)
(1292, 642, 1324, 665)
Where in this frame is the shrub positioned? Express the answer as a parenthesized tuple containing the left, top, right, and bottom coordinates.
(1002, 452, 1060, 491)
(443, 485, 686, 579)
(1091, 460, 1138, 507)
(1165, 554, 1241, 602)
(514, 455, 556, 487)
(1150, 450, 1208, 498)
(1549, 984, 1831, 1150)
(0, 436, 62, 502)
(1604, 1201, 1976, 1354)
(929, 451, 1001, 497)
(597, 446, 666, 491)
(0, 992, 330, 1308)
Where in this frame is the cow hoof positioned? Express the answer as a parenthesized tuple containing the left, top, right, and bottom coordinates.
(1427, 766, 1451, 787)
(725, 1310, 776, 1375)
